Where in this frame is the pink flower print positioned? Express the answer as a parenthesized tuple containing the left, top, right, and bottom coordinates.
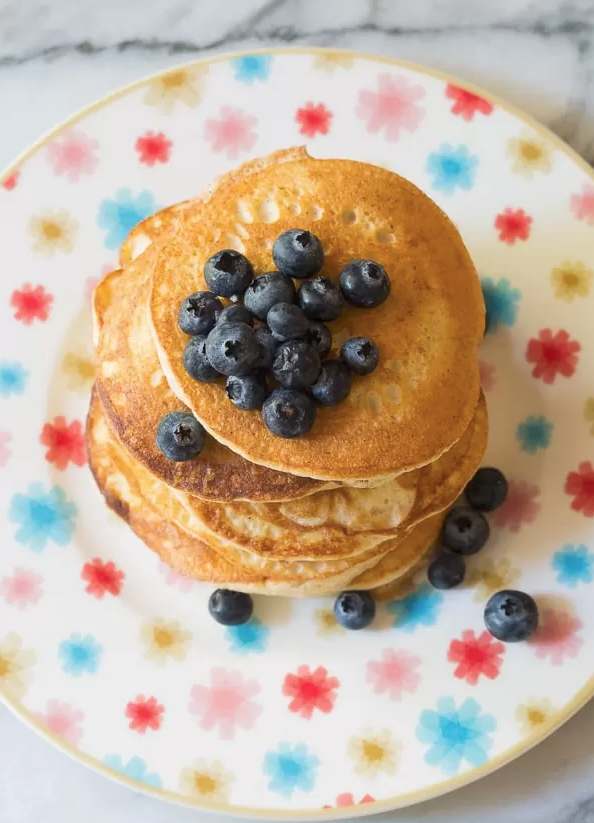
(570, 185, 594, 226)
(323, 793, 375, 809)
(366, 648, 421, 700)
(189, 667, 261, 740)
(479, 361, 496, 392)
(357, 74, 425, 141)
(493, 479, 541, 532)
(38, 700, 84, 745)
(0, 432, 12, 466)
(0, 568, 43, 609)
(158, 561, 197, 592)
(47, 130, 99, 182)
(531, 609, 583, 665)
(204, 108, 257, 159)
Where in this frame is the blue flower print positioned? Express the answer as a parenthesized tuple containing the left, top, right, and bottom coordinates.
(9, 483, 77, 552)
(59, 633, 102, 676)
(417, 696, 496, 776)
(263, 742, 319, 798)
(387, 583, 444, 632)
(103, 754, 163, 789)
(97, 189, 160, 250)
(0, 361, 28, 397)
(552, 544, 594, 587)
(516, 415, 554, 453)
(426, 144, 478, 195)
(231, 54, 272, 84)
(482, 277, 521, 332)
(226, 617, 269, 655)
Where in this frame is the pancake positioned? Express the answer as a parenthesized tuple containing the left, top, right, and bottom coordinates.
(149, 147, 484, 482)
(118, 201, 191, 267)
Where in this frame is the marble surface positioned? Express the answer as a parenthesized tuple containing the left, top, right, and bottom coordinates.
(2, 1, 594, 821)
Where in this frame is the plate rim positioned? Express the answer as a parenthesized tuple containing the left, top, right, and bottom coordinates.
(1, 45, 594, 820)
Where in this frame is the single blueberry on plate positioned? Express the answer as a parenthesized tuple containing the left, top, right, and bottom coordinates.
(465, 467, 508, 511)
(156, 411, 206, 462)
(254, 326, 278, 371)
(271, 340, 321, 390)
(204, 249, 253, 297)
(244, 272, 296, 320)
(272, 229, 324, 278)
(427, 551, 465, 589)
(267, 302, 309, 341)
(178, 291, 223, 336)
(297, 277, 343, 321)
(183, 335, 221, 383)
(262, 388, 317, 438)
(208, 589, 254, 626)
(226, 372, 267, 410)
(441, 506, 489, 555)
(339, 259, 391, 308)
(484, 590, 539, 642)
(311, 360, 351, 406)
(216, 304, 253, 327)
(303, 321, 332, 358)
(334, 591, 376, 630)
(205, 322, 260, 376)
(341, 337, 379, 375)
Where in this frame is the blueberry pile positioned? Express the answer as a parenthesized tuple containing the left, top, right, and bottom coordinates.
(164, 229, 390, 453)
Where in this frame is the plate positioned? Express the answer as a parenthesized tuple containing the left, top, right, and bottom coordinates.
(1, 47, 594, 818)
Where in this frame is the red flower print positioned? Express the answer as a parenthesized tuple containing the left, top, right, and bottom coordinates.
(323, 794, 375, 809)
(47, 130, 98, 182)
(38, 700, 84, 745)
(10, 284, 53, 325)
(570, 184, 594, 226)
(1, 171, 20, 190)
(445, 84, 493, 121)
(125, 695, 164, 733)
(282, 665, 339, 719)
(565, 462, 594, 517)
(295, 103, 332, 137)
(357, 73, 425, 141)
(204, 108, 257, 159)
(189, 667, 261, 740)
(0, 431, 12, 466)
(494, 208, 533, 244)
(366, 648, 421, 700)
(0, 567, 43, 609)
(493, 479, 541, 532)
(526, 329, 580, 384)
(81, 558, 125, 599)
(479, 361, 496, 392)
(447, 630, 505, 685)
(135, 131, 172, 166)
(531, 609, 583, 665)
(40, 417, 86, 470)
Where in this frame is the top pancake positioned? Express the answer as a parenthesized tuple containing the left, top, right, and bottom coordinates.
(150, 147, 485, 482)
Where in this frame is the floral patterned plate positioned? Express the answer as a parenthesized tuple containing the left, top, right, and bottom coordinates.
(1, 48, 594, 819)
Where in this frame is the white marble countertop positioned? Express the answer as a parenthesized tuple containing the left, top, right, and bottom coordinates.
(2, 1, 594, 821)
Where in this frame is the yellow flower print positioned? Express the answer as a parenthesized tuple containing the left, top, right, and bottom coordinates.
(0, 632, 37, 701)
(179, 759, 233, 802)
(140, 619, 192, 665)
(348, 728, 400, 778)
(143, 67, 207, 113)
(467, 558, 521, 603)
(313, 52, 354, 73)
(584, 398, 594, 436)
(507, 134, 553, 179)
(516, 699, 555, 735)
(551, 261, 592, 302)
(62, 352, 95, 391)
(28, 210, 78, 256)
(313, 608, 345, 638)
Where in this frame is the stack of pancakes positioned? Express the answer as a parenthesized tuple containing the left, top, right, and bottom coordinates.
(88, 147, 487, 599)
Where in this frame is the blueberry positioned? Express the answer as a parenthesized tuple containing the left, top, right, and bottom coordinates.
(183, 335, 221, 383)
(427, 551, 466, 589)
(204, 250, 253, 297)
(297, 277, 343, 321)
(208, 589, 254, 626)
(341, 337, 379, 375)
(441, 506, 489, 555)
(178, 291, 223, 336)
(334, 591, 376, 630)
(311, 360, 351, 406)
(465, 467, 509, 512)
(339, 259, 391, 308)
(216, 304, 253, 327)
(226, 372, 267, 410)
(271, 340, 321, 390)
(484, 590, 539, 642)
(205, 322, 260, 376)
(156, 411, 206, 462)
(262, 388, 317, 438)
(303, 321, 331, 358)
(267, 302, 309, 341)
(244, 272, 295, 320)
(272, 229, 324, 278)
(255, 326, 279, 371)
